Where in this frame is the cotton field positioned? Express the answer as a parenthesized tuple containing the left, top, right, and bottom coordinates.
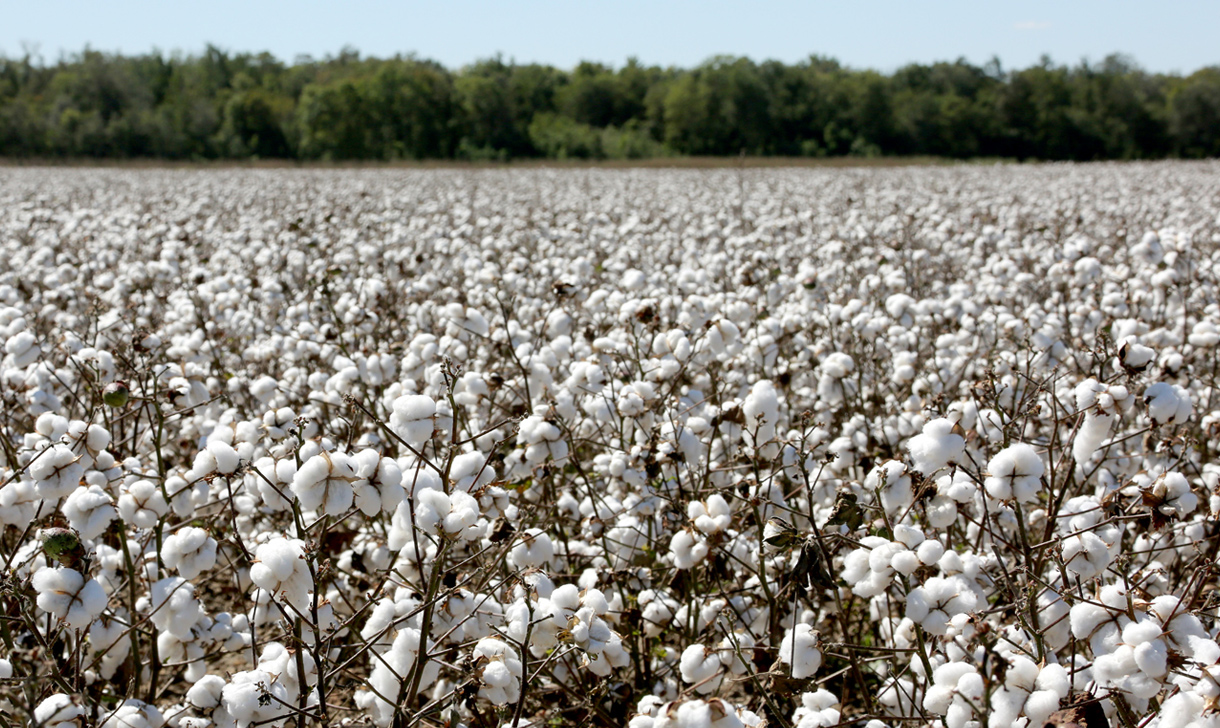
(2, 161, 1220, 728)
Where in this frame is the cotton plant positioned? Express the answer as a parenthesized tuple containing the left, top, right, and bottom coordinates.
(3, 164, 1220, 727)
(840, 529, 944, 598)
(987, 656, 1070, 728)
(532, 583, 630, 676)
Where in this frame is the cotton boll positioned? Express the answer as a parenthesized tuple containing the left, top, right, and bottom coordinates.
(351, 449, 405, 516)
(890, 550, 921, 576)
(916, 539, 944, 565)
(250, 536, 312, 613)
(390, 394, 437, 448)
(778, 624, 822, 679)
(61, 485, 116, 540)
(669, 529, 710, 570)
(1147, 472, 1197, 519)
(742, 380, 780, 456)
(34, 694, 86, 728)
(1189, 321, 1220, 348)
(33, 567, 108, 629)
(1161, 692, 1207, 728)
(1144, 382, 1192, 427)
(0, 478, 40, 528)
(219, 669, 291, 728)
(473, 637, 523, 706)
(29, 444, 83, 500)
(361, 627, 437, 726)
(906, 576, 977, 635)
(448, 450, 495, 493)
(905, 419, 964, 475)
(291, 450, 357, 516)
(1133, 639, 1168, 677)
(118, 480, 169, 528)
(866, 460, 914, 516)
(689, 494, 732, 535)
(1073, 410, 1113, 465)
(984, 443, 1045, 503)
(207, 439, 241, 475)
(680, 644, 724, 694)
(162, 527, 218, 580)
(1061, 532, 1111, 580)
(1022, 690, 1061, 728)
(150, 577, 205, 640)
(100, 700, 164, 728)
(1118, 337, 1156, 372)
(187, 674, 226, 710)
(792, 688, 841, 728)
(509, 528, 554, 568)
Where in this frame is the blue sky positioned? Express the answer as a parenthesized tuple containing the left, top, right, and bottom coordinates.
(3, 0, 1216, 73)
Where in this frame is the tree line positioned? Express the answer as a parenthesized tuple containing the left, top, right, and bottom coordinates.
(1, 46, 1218, 162)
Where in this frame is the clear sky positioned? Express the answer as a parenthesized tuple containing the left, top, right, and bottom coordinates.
(3, 0, 1217, 73)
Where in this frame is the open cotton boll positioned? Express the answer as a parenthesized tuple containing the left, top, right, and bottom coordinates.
(1160, 692, 1208, 728)
(1147, 472, 1198, 518)
(669, 529, 710, 569)
(1061, 532, 1111, 580)
(1189, 320, 1220, 348)
(865, 460, 914, 515)
(518, 409, 570, 463)
(162, 527, 218, 580)
(742, 379, 779, 456)
(33, 567, 108, 629)
(389, 394, 436, 448)
(360, 627, 438, 727)
(250, 536, 312, 613)
(473, 637, 523, 706)
(984, 444, 1045, 503)
(351, 449, 404, 516)
(99, 699, 164, 728)
(150, 576, 205, 640)
(29, 444, 83, 500)
(905, 576, 978, 635)
(0, 478, 40, 528)
(689, 494, 732, 535)
(1023, 664, 1070, 726)
(4, 328, 37, 363)
(118, 480, 169, 528)
(1118, 337, 1156, 372)
(680, 643, 725, 694)
(187, 674, 227, 710)
(905, 418, 964, 474)
(415, 488, 484, 540)
(34, 694, 86, 728)
(292, 450, 358, 516)
(923, 662, 980, 717)
(448, 450, 496, 492)
(1144, 382, 1192, 427)
(779, 624, 822, 679)
(1073, 410, 1113, 465)
(62, 484, 116, 540)
(791, 689, 841, 728)
(509, 528, 554, 568)
(218, 669, 291, 728)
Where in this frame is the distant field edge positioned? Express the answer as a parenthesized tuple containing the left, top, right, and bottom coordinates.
(0, 155, 1030, 170)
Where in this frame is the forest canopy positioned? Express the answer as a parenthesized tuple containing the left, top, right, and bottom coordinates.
(1, 46, 1217, 161)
